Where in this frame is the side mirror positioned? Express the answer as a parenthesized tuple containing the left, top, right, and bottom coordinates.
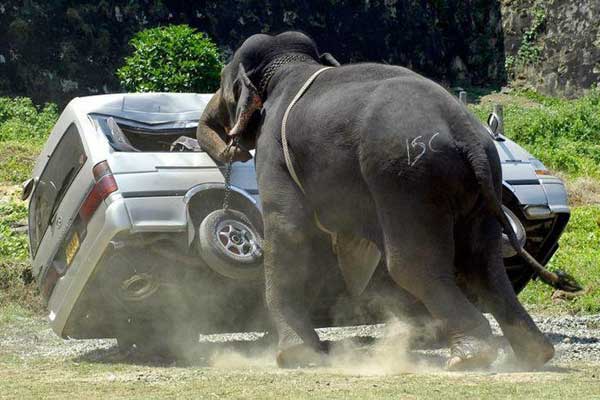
(21, 177, 37, 201)
(487, 113, 499, 134)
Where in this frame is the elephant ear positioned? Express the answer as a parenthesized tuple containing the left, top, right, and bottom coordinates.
(319, 52, 341, 67)
(228, 63, 263, 138)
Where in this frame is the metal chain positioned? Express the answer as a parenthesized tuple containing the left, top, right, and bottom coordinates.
(220, 137, 263, 256)
(222, 136, 239, 212)
(258, 53, 315, 97)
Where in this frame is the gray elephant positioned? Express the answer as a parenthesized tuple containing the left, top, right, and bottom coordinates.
(196, 31, 556, 370)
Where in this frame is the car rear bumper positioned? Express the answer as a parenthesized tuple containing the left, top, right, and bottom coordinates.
(46, 193, 191, 337)
(46, 196, 130, 336)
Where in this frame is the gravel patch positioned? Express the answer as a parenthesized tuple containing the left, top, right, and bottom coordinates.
(1, 313, 599, 367)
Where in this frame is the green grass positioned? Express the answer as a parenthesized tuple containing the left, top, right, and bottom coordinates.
(0, 190, 42, 310)
(0, 301, 35, 326)
(0, 97, 57, 186)
(0, 96, 54, 310)
(0, 196, 28, 263)
(0, 140, 44, 184)
(519, 205, 600, 313)
(0, 354, 599, 399)
(470, 88, 600, 179)
(0, 97, 58, 142)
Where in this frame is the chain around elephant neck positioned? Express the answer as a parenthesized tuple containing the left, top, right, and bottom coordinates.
(258, 53, 315, 97)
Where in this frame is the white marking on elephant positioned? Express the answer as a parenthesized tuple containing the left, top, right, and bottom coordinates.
(405, 132, 443, 167)
(406, 135, 427, 167)
(429, 132, 442, 152)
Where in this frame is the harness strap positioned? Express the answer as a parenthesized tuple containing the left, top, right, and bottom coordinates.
(280, 66, 337, 244)
(281, 67, 332, 195)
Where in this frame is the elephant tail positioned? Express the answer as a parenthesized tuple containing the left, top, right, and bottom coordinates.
(451, 109, 582, 293)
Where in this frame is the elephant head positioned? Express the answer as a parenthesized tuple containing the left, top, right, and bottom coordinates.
(196, 32, 340, 163)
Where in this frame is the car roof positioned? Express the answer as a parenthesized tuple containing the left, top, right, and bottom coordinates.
(69, 93, 539, 163)
(70, 93, 214, 126)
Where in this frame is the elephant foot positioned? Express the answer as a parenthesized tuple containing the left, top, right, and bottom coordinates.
(447, 336, 497, 371)
(276, 344, 326, 369)
(513, 334, 555, 369)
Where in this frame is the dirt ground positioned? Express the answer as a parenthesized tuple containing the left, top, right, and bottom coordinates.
(1, 308, 600, 399)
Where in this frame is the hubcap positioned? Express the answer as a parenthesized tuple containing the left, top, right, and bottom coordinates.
(119, 273, 159, 302)
(216, 219, 260, 259)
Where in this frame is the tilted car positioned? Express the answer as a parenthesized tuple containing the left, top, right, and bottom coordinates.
(23, 93, 570, 356)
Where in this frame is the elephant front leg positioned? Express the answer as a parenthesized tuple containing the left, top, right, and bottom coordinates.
(263, 208, 325, 368)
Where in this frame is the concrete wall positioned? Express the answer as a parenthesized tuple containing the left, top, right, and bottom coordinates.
(502, 0, 600, 97)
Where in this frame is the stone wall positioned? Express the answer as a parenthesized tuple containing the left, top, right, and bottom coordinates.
(502, 0, 600, 97)
(0, 0, 505, 106)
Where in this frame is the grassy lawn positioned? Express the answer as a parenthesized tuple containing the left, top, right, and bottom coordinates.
(519, 205, 600, 313)
(0, 353, 599, 400)
(0, 140, 44, 184)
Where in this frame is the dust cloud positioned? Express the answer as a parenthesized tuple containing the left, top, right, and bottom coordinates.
(203, 317, 445, 375)
(325, 318, 443, 375)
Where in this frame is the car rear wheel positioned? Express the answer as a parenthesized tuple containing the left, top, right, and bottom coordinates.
(197, 209, 264, 281)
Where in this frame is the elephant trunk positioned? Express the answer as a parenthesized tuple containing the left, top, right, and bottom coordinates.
(228, 64, 263, 139)
(228, 93, 262, 139)
(196, 90, 230, 161)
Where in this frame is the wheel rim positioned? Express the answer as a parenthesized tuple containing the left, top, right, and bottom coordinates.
(215, 219, 260, 260)
(119, 273, 160, 302)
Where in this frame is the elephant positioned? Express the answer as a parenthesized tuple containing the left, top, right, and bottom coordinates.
(196, 31, 556, 370)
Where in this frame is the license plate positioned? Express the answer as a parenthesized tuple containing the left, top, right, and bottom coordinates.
(65, 232, 80, 266)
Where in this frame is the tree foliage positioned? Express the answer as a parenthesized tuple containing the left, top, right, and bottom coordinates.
(116, 25, 223, 93)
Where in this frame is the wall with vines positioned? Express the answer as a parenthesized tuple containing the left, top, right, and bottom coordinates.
(502, 0, 600, 97)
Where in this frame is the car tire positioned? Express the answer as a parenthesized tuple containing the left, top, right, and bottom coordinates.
(197, 209, 263, 281)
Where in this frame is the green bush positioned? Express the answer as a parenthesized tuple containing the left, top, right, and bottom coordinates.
(0, 199, 28, 264)
(117, 25, 223, 93)
(0, 184, 41, 311)
(471, 89, 600, 178)
(0, 97, 58, 143)
(0, 97, 56, 185)
(0, 141, 43, 185)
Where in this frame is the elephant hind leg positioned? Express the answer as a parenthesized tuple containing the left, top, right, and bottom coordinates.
(461, 215, 554, 368)
(374, 197, 497, 370)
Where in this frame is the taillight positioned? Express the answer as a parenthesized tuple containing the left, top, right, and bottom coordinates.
(79, 161, 118, 223)
(535, 169, 553, 176)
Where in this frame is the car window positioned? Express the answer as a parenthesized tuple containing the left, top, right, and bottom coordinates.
(29, 124, 87, 256)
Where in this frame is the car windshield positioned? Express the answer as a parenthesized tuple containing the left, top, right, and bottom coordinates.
(89, 114, 200, 152)
(29, 124, 87, 256)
